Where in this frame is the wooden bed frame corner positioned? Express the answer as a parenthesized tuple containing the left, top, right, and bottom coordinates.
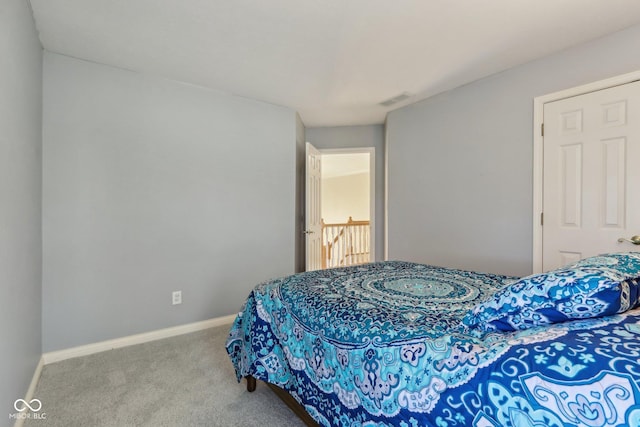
(245, 375, 320, 426)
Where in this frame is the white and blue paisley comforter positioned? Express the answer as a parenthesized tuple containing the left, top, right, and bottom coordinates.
(226, 259, 640, 427)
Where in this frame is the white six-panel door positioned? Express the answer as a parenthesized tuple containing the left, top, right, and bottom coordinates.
(305, 142, 323, 271)
(542, 80, 640, 271)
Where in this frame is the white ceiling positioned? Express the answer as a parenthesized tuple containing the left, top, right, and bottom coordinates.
(29, 0, 640, 127)
(322, 153, 370, 179)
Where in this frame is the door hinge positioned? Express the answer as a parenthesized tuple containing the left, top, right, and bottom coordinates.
(541, 123, 544, 137)
(540, 212, 544, 226)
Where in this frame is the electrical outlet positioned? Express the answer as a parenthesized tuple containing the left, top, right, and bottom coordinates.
(172, 291, 182, 305)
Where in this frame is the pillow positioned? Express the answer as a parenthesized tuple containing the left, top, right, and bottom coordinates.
(463, 252, 640, 332)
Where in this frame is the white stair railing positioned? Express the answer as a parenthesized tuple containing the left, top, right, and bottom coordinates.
(322, 217, 370, 269)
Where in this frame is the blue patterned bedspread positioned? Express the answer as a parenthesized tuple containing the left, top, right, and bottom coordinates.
(225, 261, 640, 427)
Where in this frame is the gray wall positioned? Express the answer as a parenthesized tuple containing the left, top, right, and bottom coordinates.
(387, 24, 640, 277)
(42, 53, 296, 352)
(295, 114, 306, 273)
(306, 125, 385, 261)
(1, 0, 43, 417)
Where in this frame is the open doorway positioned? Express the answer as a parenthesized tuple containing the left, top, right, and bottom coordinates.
(305, 145, 375, 270)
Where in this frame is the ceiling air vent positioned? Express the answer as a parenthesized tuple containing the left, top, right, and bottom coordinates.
(379, 92, 412, 107)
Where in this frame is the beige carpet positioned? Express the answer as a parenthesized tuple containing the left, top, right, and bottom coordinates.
(24, 325, 307, 427)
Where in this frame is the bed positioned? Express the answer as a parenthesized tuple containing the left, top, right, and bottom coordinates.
(226, 253, 640, 427)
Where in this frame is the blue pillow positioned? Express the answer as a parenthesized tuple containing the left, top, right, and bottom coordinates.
(463, 253, 640, 332)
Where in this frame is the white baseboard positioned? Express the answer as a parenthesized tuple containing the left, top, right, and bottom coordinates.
(13, 356, 44, 427)
(42, 314, 236, 365)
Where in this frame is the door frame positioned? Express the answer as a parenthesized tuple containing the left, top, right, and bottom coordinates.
(532, 70, 640, 273)
(316, 146, 376, 264)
